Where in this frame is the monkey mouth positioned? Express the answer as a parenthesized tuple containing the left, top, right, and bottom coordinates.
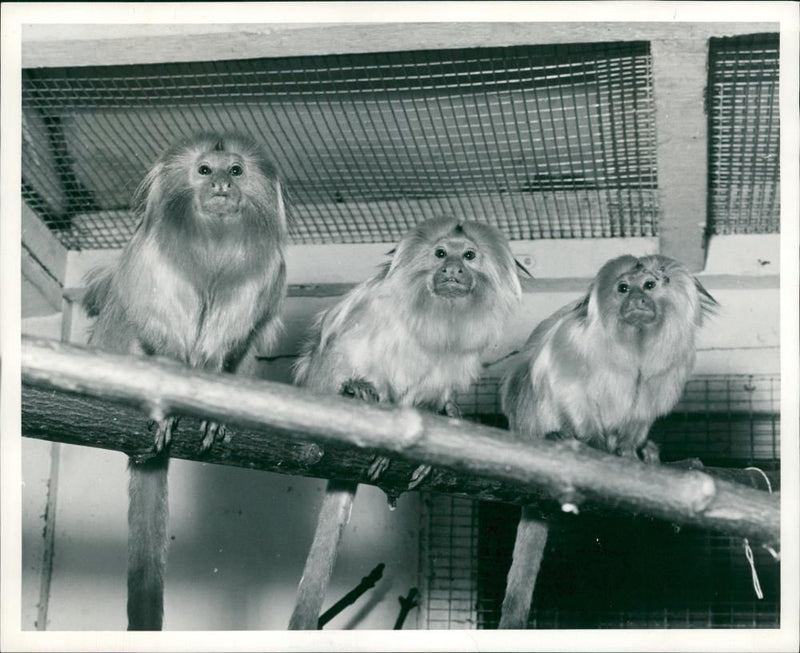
(204, 193, 238, 213)
(433, 278, 471, 298)
(621, 308, 657, 325)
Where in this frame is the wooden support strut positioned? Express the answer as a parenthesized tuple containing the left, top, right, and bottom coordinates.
(20, 337, 781, 547)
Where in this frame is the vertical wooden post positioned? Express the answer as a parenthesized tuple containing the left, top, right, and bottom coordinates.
(651, 36, 710, 272)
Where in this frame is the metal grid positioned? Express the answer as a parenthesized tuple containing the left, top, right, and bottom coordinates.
(21, 41, 659, 250)
(419, 494, 480, 629)
(423, 373, 780, 629)
(707, 33, 780, 235)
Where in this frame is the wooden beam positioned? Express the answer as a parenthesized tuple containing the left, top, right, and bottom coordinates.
(21, 203, 67, 284)
(651, 36, 710, 272)
(21, 22, 773, 70)
(21, 247, 62, 317)
(21, 202, 67, 317)
(20, 337, 780, 545)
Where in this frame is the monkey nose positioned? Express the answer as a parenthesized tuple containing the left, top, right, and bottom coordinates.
(440, 258, 465, 278)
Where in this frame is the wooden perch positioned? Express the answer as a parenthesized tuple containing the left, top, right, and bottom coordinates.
(20, 336, 780, 545)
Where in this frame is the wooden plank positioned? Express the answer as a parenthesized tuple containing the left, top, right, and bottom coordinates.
(21, 247, 62, 317)
(21, 22, 775, 70)
(21, 203, 67, 284)
(20, 337, 781, 544)
(651, 36, 710, 272)
(63, 237, 658, 292)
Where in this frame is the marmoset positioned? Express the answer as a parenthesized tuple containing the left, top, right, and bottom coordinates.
(83, 132, 287, 630)
(288, 217, 522, 629)
(498, 254, 717, 629)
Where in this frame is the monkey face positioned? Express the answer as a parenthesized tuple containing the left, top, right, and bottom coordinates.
(619, 286, 657, 325)
(615, 266, 661, 326)
(595, 255, 667, 328)
(191, 151, 246, 215)
(388, 218, 521, 308)
(591, 254, 716, 342)
(142, 133, 282, 232)
(430, 238, 478, 298)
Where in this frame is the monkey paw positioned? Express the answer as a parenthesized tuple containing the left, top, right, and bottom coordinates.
(407, 464, 432, 490)
(639, 440, 661, 464)
(367, 455, 391, 481)
(200, 420, 228, 454)
(443, 399, 462, 419)
(340, 378, 381, 403)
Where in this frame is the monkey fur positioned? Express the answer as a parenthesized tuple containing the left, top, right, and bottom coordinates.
(83, 132, 287, 630)
(288, 217, 522, 629)
(498, 254, 717, 629)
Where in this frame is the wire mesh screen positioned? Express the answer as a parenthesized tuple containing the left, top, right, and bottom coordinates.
(423, 373, 780, 629)
(419, 494, 480, 629)
(707, 33, 780, 235)
(21, 41, 659, 250)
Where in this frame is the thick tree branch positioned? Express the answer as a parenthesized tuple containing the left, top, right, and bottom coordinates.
(20, 337, 780, 545)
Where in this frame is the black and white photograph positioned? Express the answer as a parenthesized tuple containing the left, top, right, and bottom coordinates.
(1, 2, 798, 651)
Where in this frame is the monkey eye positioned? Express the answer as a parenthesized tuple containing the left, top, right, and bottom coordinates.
(229, 164, 243, 176)
(463, 249, 477, 261)
(643, 279, 656, 291)
(617, 282, 629, 294)
(198, 164, 212, 175)
(434, 247, 447, 258)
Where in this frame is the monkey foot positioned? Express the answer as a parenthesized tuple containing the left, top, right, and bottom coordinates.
(340, 378, 381, 403)
(200, 420, 228, 454)
(136, 417, 176, 462)
(367, 455, 391, 481)
(407, 464, 432, 490)
(640, 440, 661, 464)
(443, 399, 462, 419)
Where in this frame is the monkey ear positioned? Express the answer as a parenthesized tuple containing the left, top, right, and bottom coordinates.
(694, 277, 719, 319)
(131, 162, 164, 219)
(514, 258, 534, 279)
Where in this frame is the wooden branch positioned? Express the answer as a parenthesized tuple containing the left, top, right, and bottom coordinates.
(20, 337, 780, 545)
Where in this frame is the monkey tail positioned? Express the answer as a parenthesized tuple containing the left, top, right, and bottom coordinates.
(127, 455, 169, 631)
(498, 507, 550, 629)
(289, 480, 357, 629)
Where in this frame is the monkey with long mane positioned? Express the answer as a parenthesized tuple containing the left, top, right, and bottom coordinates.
(83, 132, 287, 630)
(289, 217, 522, 629)
(498, 254, 717, 629)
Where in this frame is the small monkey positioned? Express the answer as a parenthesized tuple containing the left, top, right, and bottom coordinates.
(83, 132, 287, 630)
(498, 254, 717, 629)
(289, 217, 522, 629)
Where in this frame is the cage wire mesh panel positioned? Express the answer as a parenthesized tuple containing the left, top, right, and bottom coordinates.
(419, 494, 480, 629)
(21, 41, 658, 250)
(422, 374, 780, 629)
(708, 33, 780, 235)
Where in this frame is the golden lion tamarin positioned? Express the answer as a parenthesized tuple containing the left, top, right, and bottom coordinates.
(289, 217, 522, 629)
(82, 132, 287, 630)
(498, 254, 717, 629)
